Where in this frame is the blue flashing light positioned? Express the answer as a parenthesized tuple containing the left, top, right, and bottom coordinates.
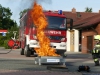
(58, 10, 62, 14)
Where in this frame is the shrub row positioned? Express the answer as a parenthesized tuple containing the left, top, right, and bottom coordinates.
(0, 35, 10, 49)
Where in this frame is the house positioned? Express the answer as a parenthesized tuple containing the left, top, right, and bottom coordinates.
(63, 8, 100, 53)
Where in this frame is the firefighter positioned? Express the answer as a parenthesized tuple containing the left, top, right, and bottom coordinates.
(92, 39, 100, 66)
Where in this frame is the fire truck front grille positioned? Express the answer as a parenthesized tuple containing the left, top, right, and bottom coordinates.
(48, 36, 63, 40)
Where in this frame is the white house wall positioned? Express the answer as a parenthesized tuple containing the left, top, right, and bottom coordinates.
(66, 29, 79, 52)
(74, 29, 79, 52)
(66, 30, 70, 52)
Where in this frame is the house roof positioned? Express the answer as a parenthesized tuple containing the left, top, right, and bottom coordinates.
(74, 14, 100, 28)
(63, 11, 100, 29)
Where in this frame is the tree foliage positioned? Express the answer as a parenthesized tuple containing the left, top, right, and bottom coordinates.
(0, 25, 19, 48)
(0, 4, 19, 48)
(85, 7, 92, 12)
(0, 4, 17, 30)
(6, 25, 19, 40)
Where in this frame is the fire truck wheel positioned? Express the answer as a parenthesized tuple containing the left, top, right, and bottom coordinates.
(25, 50, 31, 57)
(20, 48, 24, 55)
(24, 45, 31, 57)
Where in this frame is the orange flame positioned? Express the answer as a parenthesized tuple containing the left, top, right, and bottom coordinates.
(31, 2, 59, 56)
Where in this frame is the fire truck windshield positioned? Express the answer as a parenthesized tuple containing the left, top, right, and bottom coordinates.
(46, 16, 66, 30)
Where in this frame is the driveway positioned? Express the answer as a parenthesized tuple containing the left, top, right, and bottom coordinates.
(0, 47, 100, 75)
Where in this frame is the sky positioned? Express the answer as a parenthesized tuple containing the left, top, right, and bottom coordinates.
(0, 0, 100, 25)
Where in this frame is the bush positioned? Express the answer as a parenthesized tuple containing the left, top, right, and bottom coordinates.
(0, 35, 5, 47)
(0, 26, 19, 49)
(3, 40, 10, 49)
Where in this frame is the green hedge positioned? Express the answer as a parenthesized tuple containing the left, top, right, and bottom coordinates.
(4, 40, 10, 49)
(0, 28, 19, 49)
(0, 35, 10, 49)
(0, 35, 5, 47)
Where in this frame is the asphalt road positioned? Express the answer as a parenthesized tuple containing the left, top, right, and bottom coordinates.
(0, 47, 100, 75)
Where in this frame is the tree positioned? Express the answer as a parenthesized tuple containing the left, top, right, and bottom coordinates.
(0, 25, 19, 48)
(6, 25, 19, 40)
(0, 4, 17, 30)
(85, 7, 92, 12)
(0, 4, 19, 48)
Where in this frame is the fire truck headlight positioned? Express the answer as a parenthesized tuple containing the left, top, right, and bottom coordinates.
(60, 44, 66, 47)
(30, 42, 38, 45)
(61, 38, 66, 42)
(33, 35, 37, 39)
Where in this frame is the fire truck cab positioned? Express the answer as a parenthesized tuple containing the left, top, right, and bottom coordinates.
(19, 10, 67, 57)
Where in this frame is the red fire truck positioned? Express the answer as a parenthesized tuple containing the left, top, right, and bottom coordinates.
(19, 10, 67, 57)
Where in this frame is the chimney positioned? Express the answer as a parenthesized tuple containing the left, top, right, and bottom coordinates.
(72, 8, 76, 13)
(99, 10, 100, 13)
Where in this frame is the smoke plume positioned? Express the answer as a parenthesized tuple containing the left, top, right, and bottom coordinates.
(5, 0, 52, 25)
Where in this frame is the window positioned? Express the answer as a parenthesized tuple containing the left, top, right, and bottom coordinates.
(46, 16, 66, 30)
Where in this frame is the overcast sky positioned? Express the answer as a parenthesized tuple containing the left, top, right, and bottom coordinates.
(0, 0, 100, 25)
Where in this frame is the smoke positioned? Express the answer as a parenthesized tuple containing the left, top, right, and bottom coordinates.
(38, 0, 52, 4)
(6, 0, 52, 10)
(18, 0, 52, 10)
(4, 0, 52, 25)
